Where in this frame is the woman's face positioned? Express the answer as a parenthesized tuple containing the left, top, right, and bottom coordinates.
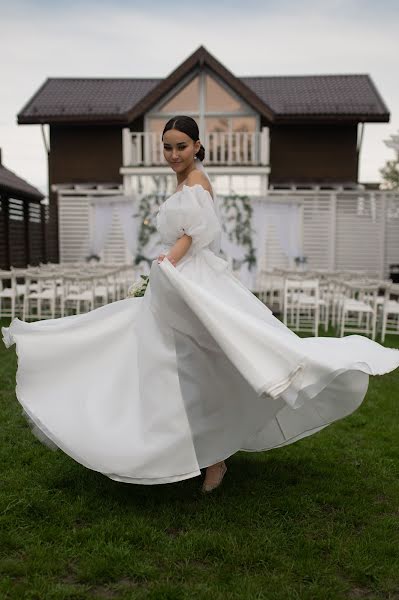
(162, 128, 200, 174)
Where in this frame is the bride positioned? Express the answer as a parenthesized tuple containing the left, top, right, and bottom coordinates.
(155, 117, 228, 491)
(2, 115, 399, 494)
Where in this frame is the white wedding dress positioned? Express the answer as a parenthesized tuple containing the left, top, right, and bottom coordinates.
(2, 183, 399, 485)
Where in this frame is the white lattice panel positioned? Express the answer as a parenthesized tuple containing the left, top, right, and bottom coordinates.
(335, 193, 383, 274)
(58, 196, 90, 262)
(302, 195, 331, 271)
(263, 220, 290, 270)
(58, 195, 130, 264)
(386, 195, 399, 278)
(102, 209, 129, 264)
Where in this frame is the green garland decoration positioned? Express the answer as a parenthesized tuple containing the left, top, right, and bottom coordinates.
(220, 194, 257, 271)
(133, 193, 164, 266)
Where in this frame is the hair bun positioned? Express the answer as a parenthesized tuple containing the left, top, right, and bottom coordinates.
(196, 144, 205, 162)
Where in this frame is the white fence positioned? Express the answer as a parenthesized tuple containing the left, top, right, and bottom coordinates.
(57, 189, 399, 279)
(257, 191, 399, 278)
(122, 128, 270, 167)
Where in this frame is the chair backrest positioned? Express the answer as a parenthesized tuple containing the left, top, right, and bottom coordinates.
(284, 277, 320, 302)
(343, 281, 379, 306)
(0, 270, 13, 278)
(382, 282, 399, 303)
(0, 271, 16, 291)
(62, 273, 96, 295)
(255, 269, 277, 290)
(284, 277, 319, 289)
(388, 283, 399, 296)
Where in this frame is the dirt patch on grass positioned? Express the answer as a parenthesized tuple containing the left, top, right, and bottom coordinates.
(87, 577, 145, 598)
(165, 526, 186, 538)
(348, 585, 377, 598)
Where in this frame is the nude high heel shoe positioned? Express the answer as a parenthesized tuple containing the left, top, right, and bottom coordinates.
(201, 461, 227, 493)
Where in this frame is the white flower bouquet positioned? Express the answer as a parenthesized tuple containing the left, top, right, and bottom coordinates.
(126, 275, 149, 298)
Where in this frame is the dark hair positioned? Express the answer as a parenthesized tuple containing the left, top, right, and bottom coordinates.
(162, 115, 205, 161)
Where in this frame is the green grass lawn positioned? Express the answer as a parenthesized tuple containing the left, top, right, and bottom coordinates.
(1, 317, 398, 600)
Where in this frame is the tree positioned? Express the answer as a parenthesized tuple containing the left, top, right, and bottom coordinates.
(380, 159, 399, 190)
(381, 132, 399, 190)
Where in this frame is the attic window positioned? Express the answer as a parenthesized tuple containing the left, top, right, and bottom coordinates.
(205, 75, 246, 112)
(146, 71, 259, 140)
(158, 76, 199, 113)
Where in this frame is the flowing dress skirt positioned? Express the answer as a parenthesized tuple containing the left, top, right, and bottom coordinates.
(2, 250, 399, 484)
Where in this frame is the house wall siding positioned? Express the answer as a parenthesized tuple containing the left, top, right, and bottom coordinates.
(269, 124, 359, 183)
(49, 125, 123, 184)
(0, 195, 47, 269)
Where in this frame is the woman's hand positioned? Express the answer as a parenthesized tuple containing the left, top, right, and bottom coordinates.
(157, 254, 177, 267)
(156, 235, 192, 267)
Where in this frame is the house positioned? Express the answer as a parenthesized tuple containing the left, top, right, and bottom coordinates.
(0, 148, 47, 269)
(16, 46, 396, 278)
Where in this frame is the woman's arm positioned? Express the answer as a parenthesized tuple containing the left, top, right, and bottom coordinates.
(157, 234, 192, 266)
(157, 170, 211, 266)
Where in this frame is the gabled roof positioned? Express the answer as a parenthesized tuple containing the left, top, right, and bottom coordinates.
(125, 46, 275, 123)
(0, 154, 44, 201)
(17, 46, 390, 125)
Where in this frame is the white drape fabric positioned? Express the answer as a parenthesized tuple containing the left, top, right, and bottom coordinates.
(3, 183, 399, 486)
(265, 202, 302, 261)
(89, 195, 145, 260)
(89, 202, 115, 256)
(216, 199, 302, 289)
(114, 198, 139, 258)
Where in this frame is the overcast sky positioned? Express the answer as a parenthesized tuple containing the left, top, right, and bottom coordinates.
(1, 0, 398, 195)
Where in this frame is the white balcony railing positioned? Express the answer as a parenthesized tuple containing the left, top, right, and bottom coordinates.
(122, 127, 270, 167)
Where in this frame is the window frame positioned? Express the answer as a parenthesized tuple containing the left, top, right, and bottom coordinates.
(145, 68, 259, 142)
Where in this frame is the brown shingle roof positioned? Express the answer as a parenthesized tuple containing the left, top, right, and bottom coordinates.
(0, 157, 44, 201)
(18, 78, 160, 124)
(17, 47, 389, 125)
(241, 74, 389, 121)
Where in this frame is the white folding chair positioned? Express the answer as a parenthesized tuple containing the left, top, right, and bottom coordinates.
(255, 268, 275, 306)
(22, 272, 61, 321)
(263, 270, 285, 312)
(322, 278, 337, 331)
(283, 277, 322, 336)
(380, 283, 399, 343)
(60, 274, 95, 316)
(10, 267, 35, 308)
(116, 264, 137, 300)
(329, 278, 347, 329)
(338, 282, 379, 340)
(0, 271, 18, 320)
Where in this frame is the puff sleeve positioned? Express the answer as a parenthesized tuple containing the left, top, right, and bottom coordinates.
(163, 184, 222, 254)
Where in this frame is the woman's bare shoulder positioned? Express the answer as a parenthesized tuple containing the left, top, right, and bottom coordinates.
(185, 169, 213, 195)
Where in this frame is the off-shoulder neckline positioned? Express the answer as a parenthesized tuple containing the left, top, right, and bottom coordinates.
(170, 183, 214, 201)
(157, 184, 215, 214)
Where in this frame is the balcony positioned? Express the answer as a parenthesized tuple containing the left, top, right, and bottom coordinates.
(122, 127, 270, 168)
